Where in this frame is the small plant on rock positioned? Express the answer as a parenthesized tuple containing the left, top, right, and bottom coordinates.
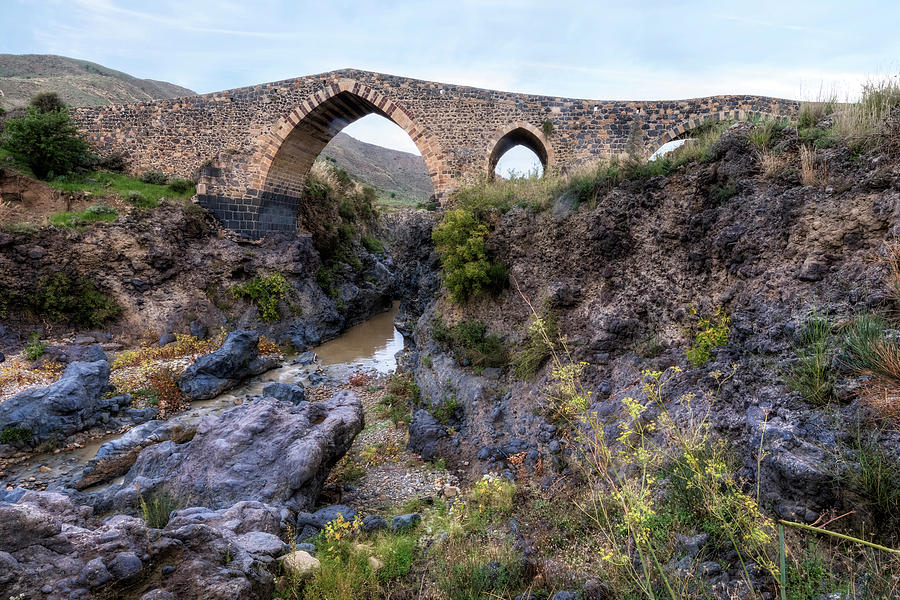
(685, 306, 730, 366)
(24, 331, 47, 361)
(230, 273, 291, 322)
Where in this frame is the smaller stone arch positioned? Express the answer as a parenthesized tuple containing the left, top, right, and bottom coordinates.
(485, 122, 553, 177)
(649, 109, 792, 153)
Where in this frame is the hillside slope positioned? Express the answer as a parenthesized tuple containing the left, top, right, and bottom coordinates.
(0, 54, 195, 109)
(319, 131, 432, 204)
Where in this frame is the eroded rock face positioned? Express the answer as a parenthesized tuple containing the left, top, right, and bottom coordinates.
(0, 359, 151, 448)
(73, 419, 196, 490)
(0, 491, 284, 600)
(177, 330, 279, 400)
(119, 391, 364, 512)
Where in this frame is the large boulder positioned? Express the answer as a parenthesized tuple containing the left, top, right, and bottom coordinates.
(73, 419, 196, 490)
(177, 330, 279, 400)
(0, 359, 135, 447)
(120, 390, 364, 511)
(0, 491, 282, 599)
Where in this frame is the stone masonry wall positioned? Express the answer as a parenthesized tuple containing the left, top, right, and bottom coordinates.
(71, 68, 799, 238)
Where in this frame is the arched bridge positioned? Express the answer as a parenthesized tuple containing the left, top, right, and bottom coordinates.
(72, 68, 799, 238)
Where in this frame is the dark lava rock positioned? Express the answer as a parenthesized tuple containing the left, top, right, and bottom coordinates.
(261, 381, 306, 405)
(362, 514, 387, 532)
(119, 391, 363, 512)
(0, 359, 131, 447)
(291, 351, 316, 366)
(296, 504, 357, 531)
(41, 343, 107, 365)
(177, 330, 279, 400)
(189, 320, 209, 340)
(391, 513, 421, 531)
(74, 419, 196, 490)
(407, 409, 446, 461)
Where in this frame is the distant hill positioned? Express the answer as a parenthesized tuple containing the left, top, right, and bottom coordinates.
(318, 132, 432, 204)
(0, 54, 195, 109)
(0, 54, 432, 204)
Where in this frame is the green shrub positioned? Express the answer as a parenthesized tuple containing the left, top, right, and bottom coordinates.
(685, 307, 730, 366)
(447, 319, 507, 368)
(0, 427, 32, 444)
(432, 209, 508, 303)
(1, 106, 90, 179)
(230, 273, 291, 322)
(167, 178, 194, 194)
(29, 273, 120, 326)
(361, 235, 385, 254)
(432, 396, 460, 425)
(140, 171, 167, 185)
(786, 313, 836, 405)
(512, 310, 557, 379)
(24, 331, 46, 361)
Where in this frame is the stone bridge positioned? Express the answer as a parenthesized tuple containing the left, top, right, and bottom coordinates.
(72, 68, 799, 238)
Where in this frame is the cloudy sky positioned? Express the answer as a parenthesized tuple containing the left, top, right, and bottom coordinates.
(3, 0, 899, 174)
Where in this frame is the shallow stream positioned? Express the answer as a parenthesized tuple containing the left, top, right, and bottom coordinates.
(2, 302, 404, 490)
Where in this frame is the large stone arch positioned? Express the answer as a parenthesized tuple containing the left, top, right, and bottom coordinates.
(251, 79, 446, 199)
(484, 122, 553, 177)
(647, 109, 792, 154)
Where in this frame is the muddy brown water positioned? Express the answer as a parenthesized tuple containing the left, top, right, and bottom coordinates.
(2, 302, 404, 490)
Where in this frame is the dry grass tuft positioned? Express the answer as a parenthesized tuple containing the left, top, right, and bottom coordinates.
(759, 149, 787, 178)
(800, 145, 827, 186)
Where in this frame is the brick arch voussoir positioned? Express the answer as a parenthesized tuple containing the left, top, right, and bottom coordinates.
(650, 109, 793, 151)
(250, 78, 445, 194)
(483, 121, 554, 177)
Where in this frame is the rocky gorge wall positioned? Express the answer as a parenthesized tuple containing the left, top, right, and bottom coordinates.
(0, 199, 394, 351)
(405, 122, 900, 525)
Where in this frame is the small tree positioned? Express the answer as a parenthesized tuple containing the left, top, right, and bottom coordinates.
(1, 106, 90, 179)
(29, 91, 67, 114)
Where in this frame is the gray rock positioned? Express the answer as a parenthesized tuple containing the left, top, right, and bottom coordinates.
(551, 593, 578, 600)
(234, 531, 287, 556)
(391, 513, 421, 531)
(177, 330, 279, 400)
(107, 552, 142, 579)
(122, 391, 363, 511)
(75, 419, 196, 490)
(362, 514, 387, 532)
(0, 359, 131, 446)
(407, 409, 446, 461)
(78, 557, 111, 588)
(295, 543, 316, 555)
(159, 333, 177, 347)
(262, 381, 306, 405)
(296, 504, 357, 530)
(42, 343, 107, 365)
(189, 320, 209, 340)
(292, 351, 317, 365)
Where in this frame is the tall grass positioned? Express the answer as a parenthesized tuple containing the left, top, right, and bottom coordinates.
(786, 313, 836, 405)
(843, 313, 900, 384)
(833, 78, 900, 147)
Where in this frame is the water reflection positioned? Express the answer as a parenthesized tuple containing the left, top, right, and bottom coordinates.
(314, 301, 403, 374)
